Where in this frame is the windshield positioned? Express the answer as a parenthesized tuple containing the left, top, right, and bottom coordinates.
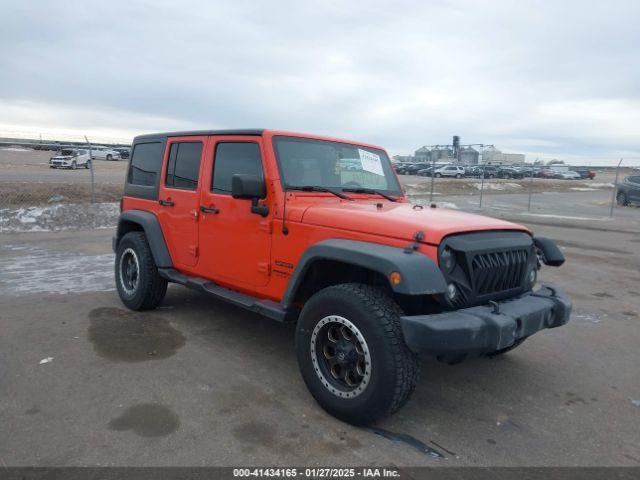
(60, 149, 76, 156)
(273, 136, 402, 195)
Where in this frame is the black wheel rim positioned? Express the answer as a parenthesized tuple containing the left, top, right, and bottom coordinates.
(119, 247, 139, 295)
(310, 316, 371, 398)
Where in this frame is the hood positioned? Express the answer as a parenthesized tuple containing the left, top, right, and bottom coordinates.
(300, 201, 529, 245)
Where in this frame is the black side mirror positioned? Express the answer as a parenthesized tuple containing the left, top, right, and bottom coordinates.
(231, 174, 268, 217)
(231, 174, 266, 199)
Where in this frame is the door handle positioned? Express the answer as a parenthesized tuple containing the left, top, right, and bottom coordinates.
(159, 199, 174, 207)
(200, 205, 219, 214)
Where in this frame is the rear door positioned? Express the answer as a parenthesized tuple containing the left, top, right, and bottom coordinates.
(197, 136, 272, 287)
(629, 176, 640, 202)
(157, 136, 206, 268)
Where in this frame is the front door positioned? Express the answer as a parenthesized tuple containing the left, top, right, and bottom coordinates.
(198, 136, 272, 288)
(157, 136, 206, 268)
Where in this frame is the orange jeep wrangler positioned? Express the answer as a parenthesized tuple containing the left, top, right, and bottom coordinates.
(114, 129, 571, 424)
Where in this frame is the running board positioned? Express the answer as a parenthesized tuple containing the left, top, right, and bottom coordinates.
(158, 268, 295, 322)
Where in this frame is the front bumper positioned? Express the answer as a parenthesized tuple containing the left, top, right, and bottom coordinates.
(400, 285, 571, 357)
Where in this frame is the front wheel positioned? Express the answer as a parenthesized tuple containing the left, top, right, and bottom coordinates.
(617, 192, 628, 206)
(435, 173, 442, 178)
(295, 283, 419, 425)
(85, 160, 91, 169)
(71, 161, 77, 170)
(115, 231, 167, 310)
(106, 154, 113, 161)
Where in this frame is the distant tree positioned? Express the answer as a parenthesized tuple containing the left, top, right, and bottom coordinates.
(546, 159, 565, 165)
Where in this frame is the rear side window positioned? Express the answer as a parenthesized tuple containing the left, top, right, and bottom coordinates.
(165, 142, 203, 190)
(128, 142, 163, 187)
(212, 142, 263, 194)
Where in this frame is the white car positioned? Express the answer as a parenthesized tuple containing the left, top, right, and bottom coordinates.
(49, 149, 92, 169)
(556, 171, 581, 180)
(434, 165, 465, 178)
(90, 146, 122, 161)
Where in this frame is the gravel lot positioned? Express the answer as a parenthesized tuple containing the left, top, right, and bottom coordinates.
(1, 147, 639, 467)
(0, 213, 639, 467)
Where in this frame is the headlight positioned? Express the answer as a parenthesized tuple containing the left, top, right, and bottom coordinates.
(440, 247, 456, 272)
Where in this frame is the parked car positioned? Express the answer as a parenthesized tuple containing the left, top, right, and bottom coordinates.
(417, 167, 434, 177)
(49, 148, 91, 169)
(575, 169, 596, 180)
(498, 167, 525, 179)
(555, 171, 581, 180)
(434, 165, 465, 178)
(616, 175, 640, 206)
(113, 128, 571, 425)
(403, 162, 431, 175)
(90, 146, 122, 161)
(115, 147, 131, 159)
(465, 165, 500, 178)
(537, 169, 557, 179)
(394, 163, 414, 175)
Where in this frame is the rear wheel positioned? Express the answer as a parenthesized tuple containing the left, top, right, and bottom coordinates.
(617, 192, 628, 206)
(455, 173, 462, 179)
(115, 231, 167, 311)
(106, 154, 113, 161)
(435, 173, 442, 178)
(85, 160, 91, 169)
(295, 283, 419, 425)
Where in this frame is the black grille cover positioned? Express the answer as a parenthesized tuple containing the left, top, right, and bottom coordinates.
(438, 231, 535, 308)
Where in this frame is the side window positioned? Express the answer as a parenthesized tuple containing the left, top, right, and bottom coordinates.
(128, 142, 163, 187)
(165, 142, 203, 190)
(212, 142, 263, 194)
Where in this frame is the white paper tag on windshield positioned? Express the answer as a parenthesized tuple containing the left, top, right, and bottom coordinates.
(358, 149, 384, 176)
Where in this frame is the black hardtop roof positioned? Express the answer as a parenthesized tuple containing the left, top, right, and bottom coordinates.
(133, 129, 265, 142)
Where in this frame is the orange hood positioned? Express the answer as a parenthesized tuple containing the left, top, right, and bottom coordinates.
(300, 200, 529, 245)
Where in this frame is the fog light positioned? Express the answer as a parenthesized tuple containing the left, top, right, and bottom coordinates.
(528, 267, 537, 287)
(447, 283, 457, 300)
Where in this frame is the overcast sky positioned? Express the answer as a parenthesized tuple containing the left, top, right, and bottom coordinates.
(1, 0, 639, 164)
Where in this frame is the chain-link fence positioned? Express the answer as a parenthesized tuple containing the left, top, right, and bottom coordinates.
(0, 137, 128, 233)
(401, 158, 640, 221)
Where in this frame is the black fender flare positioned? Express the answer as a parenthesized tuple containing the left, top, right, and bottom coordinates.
(113, 210, 173, 268)
(533, 236, 565, 267)
(281, 239, 447, 309)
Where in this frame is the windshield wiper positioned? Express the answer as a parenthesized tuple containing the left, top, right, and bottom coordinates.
(341, 187, 398, 202)
(286, 185, 353, 200)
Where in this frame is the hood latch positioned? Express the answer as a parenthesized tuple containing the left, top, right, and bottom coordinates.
(404, 231, 425, 254)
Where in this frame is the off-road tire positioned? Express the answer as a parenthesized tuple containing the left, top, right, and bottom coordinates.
(295, 283, 419, 425)
(115, 231, 167, 311)
(617, 192, 628, 206)
(487, 338, 526, 357)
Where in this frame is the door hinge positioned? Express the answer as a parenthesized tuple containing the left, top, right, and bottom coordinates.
(188, 245, 198, 257)
(257, 262, 270, 275)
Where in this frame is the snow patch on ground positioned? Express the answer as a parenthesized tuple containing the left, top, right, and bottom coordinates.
(588, 183, 614, 188)
(0, 147, 32, 152)
(0, 244, 115, 295)
(0, 202, 119, 233)
(571, 187, 600, 191)
(521, 213, 608, 221)
(471, 182, 522, 191)
(436, 201, 459, 209)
